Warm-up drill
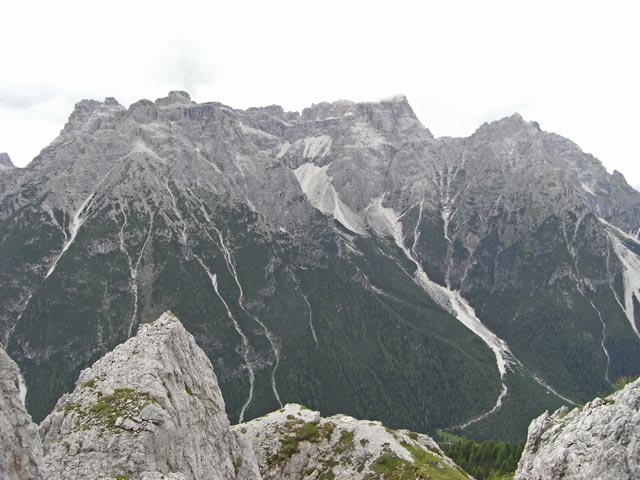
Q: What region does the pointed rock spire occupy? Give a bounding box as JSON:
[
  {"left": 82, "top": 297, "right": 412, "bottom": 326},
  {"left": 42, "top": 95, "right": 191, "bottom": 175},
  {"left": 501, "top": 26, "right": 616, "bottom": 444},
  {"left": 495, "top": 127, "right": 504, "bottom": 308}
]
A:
[
  {"left": 0, "top": 152, "right": 14, "bottom": 168},
  {"left": 0, "top": 348, "right": 47, "bottom": 480},
  {"left": 40, "top": 311, "right": 261, "bottom": 480}
]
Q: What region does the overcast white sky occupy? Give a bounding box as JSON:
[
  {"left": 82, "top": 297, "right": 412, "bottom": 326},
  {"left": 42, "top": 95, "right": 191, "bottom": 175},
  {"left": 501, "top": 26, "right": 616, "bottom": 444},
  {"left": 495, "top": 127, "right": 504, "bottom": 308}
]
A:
[{"left": 1, "top": 0, "right": 639, "bottom": 185}]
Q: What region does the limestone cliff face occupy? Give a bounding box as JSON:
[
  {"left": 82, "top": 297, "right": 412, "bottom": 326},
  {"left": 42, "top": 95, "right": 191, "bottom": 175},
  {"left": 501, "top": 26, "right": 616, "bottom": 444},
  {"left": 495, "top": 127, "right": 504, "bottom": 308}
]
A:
[
  {"left": 39, "top": 312, "right": 261, "bottom": 480},
  {"left": 235, "top": 403, "right": 470, "bottom": 480},
  {"left": 515, "top": 377, "right": 640, "bottom": 480},
  {"left": 0, "top": 347, "right": 46, "bottom": 480}
]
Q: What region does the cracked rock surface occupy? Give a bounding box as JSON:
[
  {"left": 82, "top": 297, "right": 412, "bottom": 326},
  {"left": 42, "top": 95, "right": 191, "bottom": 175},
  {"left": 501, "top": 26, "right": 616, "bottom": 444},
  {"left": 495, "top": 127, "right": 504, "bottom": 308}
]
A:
[
  {"left": 515, "top": 377, "right": 640, "bottom": 480},
  {"left": 0, "top": 347, "right": 46, "bottom": 480},
  {"left": 235, "top": 403, "right": 470, "bottom": 480},
  {"left": 39, "top": 311, "right": 261, "bottom": 480}
]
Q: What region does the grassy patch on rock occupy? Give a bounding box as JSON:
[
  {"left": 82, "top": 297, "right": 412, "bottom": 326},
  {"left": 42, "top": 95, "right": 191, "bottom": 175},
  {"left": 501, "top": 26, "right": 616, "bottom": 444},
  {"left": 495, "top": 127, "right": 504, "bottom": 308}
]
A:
[
  {"left": 370, "top": 441, "right": 468, "bottom": 480},
  {"left": 268, "top": 421, "right": 322, "bottom": 467},
  {"left": 64, "top": 388, "right": 155, "bottom": 432}
]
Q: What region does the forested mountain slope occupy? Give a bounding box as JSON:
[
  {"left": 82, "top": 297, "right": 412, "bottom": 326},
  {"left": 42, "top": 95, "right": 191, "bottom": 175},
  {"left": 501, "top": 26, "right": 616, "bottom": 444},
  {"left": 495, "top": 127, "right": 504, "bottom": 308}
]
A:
[{"left": 1, "top": 91, "right": 639, "bottom": 440}]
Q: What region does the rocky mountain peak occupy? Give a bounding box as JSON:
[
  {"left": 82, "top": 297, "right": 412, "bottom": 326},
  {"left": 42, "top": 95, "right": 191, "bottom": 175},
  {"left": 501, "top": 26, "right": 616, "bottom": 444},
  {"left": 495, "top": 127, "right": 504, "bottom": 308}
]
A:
[
  {"left": 40, "top": 311, "right": 261, "bottom": 480},
  {"left": 64, "top": 99, "right": 102, "bottom": 126},
  {"left": 104, "top": 96, "right": 122, "bottom": 107},
  {"left": 1, "top": 89, "right": 639, "bottom": 449},
  {"left": 62, "top": 97, "right": 126, "bottom": 135},
  {"left": 359, "top": 94, "right": 428, "bottom": 134},
  {"left": 612, "top": 170, "right": 628, "bottom": 182},
  {"left": 155, "top": 90, "right": 194, "bottom": 107},
  {"left": 244, "top": 104, "right": 286, "bottom": 117},
  {"left": 297, "top": 95, "right": 429, "bottom": 136},
  {"left": 127, "top": 98, "right": 159, "bottom": 120},
  {"left": 0, "top": 152, "right": 13, "bottom": 168},
  {"left": 300, "top": 99, "right": 358, "bottom": 121},
  {"left": 472, "top": 112, "right": 541, "bottom": 140}
]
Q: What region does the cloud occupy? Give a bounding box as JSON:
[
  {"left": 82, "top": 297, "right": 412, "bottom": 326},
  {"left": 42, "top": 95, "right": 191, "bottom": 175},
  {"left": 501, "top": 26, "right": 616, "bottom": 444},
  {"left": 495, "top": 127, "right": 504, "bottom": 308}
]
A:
[
  {"left": 158, "top": 42, "right": 216, "bottom": 95},
  {"left": 0, "top": 87, "right": 57, "bottom": 110},
  {"left": 0, "top": 0, "right": 639, "bottom": 183}
]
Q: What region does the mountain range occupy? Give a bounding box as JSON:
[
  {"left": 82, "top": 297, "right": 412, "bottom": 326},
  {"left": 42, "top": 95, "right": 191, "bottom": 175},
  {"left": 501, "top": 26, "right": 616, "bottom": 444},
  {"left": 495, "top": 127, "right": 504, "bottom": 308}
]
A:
[{"left": 1, "top": 91, "right": 639, "bottom": 442}]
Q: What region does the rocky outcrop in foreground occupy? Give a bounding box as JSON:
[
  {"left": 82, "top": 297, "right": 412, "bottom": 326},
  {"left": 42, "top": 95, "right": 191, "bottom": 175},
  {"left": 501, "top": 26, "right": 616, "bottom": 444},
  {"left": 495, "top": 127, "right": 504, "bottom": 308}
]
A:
[
  {"left": 4, "top": 308, "right": 640, "bottom": 480},
  {"left": 39, "top": 311, "right": 261, "bottom": 480},
  {"left": 0, "top": 347, "right": 46, "bottom": 480},
  {"left": 0, "top": 311, "right": 472, "bottom": 479},
  {"left": 235, "top": 403, "right": 470, "bottom": 480},
  {"left": 515, "top": 377, "right": 640, "bottom": 480}
]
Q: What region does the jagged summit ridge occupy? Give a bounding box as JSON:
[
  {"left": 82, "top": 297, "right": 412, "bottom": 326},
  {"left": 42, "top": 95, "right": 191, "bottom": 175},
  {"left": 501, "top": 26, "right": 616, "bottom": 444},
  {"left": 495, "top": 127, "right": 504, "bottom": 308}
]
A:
[{"left": 155, "top": 90, "right": 194, "bottom": 106}]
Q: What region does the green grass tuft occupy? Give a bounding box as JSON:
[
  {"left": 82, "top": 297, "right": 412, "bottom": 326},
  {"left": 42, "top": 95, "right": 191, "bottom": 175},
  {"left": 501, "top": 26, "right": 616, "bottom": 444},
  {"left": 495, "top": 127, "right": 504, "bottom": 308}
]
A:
[{"left": 66, "top": 388, "right": 155, "bottom": 432}]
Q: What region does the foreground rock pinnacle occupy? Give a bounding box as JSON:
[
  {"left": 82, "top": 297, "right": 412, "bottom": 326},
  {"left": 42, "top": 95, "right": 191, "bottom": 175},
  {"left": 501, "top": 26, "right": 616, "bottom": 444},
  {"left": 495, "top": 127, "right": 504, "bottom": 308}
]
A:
[
  {"left": 515, "top": 377, "right": 640, "bottom": 480},
  {"left": 40, "top": 311, "right": 261, "bottom": 480},
  {"left": 0, "top": 347, "right": 47, "bottom": 480}
]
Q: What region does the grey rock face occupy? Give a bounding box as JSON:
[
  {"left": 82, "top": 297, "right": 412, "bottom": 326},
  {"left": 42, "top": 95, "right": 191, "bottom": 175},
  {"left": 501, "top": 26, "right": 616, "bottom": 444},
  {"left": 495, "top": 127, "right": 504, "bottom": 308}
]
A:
[
  {"left": 0, "top": 347, "right": 46, "bottom": 480},
  {"left": 40, "top": 311, "right": 261, "bottom": 480},
  {"left": 0, "top": 152, "right": 13, "bottom": 169},
  {"left": 2, "top": 91, "right": 640, "bottom": 441},
  {"left": 235, "top": 403, "right": 470, "bottom": 480},
  {"left": 515, "top": 377, "right": 640, "bottom": 480}
]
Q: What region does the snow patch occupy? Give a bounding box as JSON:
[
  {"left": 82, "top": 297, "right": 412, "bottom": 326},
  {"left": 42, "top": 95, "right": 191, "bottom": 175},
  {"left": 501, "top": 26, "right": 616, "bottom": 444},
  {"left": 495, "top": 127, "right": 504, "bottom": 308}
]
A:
[
  {"left": 583, "top": 293, "right": 612, "bottom": 383},
  {"left": 196, "top": 256, "right": 255, "bottom": 423},
  {"left": 188, "top": 192, "right": 282, "bottom": 407},
  {"left": 17, "top": 374, "right": 27, "bottom": 406},
  {"left": 530, "top": 373, "right": 579, "bottom": 406},
  {"left": 164, "top": 182, "right": 188, "bottom": 244},
  {"left": 602, "top": 219, "right": 640, "bottom": 338},
  {"left": 367, "top": 196, "right": 518, "bottom": 424},
  {"left": 458, "top": 384, "right": 508, "bottom": 429},
  {"left": 581, "top": 181, "right": 597, "bottom": 196},
  {"left": 119, "top": 209, "right": 154, "bottom": 337},
  {"left": 563, "top": 219, "right": 612, "bottom": 383},
  {"left": 448, "top": 291, "right": 512, "bottom": 376},
  {"left": 46, "top": 207, "right": 68, "bottom": 241},
  {"left": 302, "top": 135, "right": 332, "bottom": 159},
  {"left": 276, "top": 141, "right": 291, "bottom": 159},
  {"left": 367, "top": 197, "right": 516, "bottom": 375},
  {"left": 239, "top": 123, "right": 278, "bottom": 139},
  {"left": 303, "top": 295, "right": 319, "bottom": 348},
  {"left": 437, "top": 166, "right": 463, "bottom": 243},
  {"left": 294, "top": 163, "right": 364, "bottom": 235},
  {"left": 45, "top": 192, "right": 95, "bottom": 279},
  {"left": 213, "top": 224, "right": 282, "bottom": 407}
]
